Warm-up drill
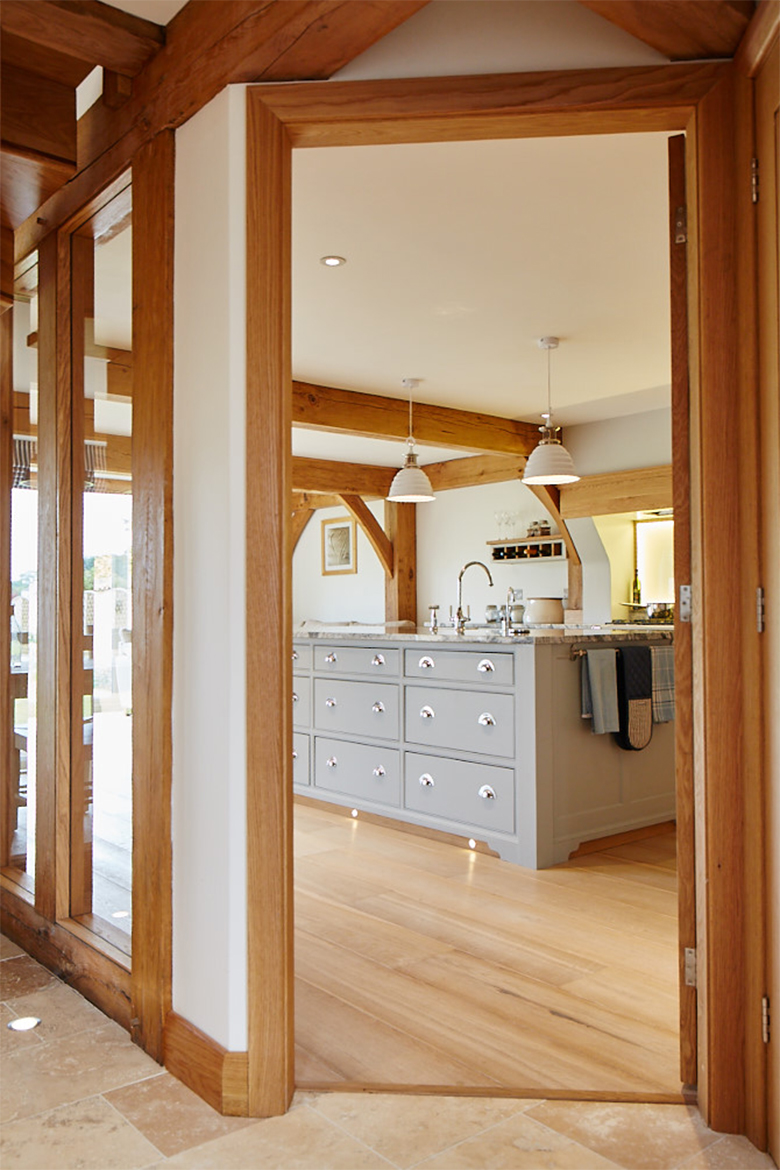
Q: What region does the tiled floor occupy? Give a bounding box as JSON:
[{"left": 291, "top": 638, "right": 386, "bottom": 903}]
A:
[{"left": 1, "top": 935, "right": 775, "bottom": 1170}]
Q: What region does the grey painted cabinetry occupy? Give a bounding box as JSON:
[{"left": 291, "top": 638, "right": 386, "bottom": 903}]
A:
[{"left": 292, "top": 635, "right": 675, "bottom": 868}]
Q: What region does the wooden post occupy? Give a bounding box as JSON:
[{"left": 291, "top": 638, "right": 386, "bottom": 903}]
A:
[{"left": 384, "top": 501, "right": 416, "bottom": 626}]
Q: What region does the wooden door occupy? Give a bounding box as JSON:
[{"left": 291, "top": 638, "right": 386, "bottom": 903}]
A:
[{"left": 756, "top": 35, "right": 780, "bottom": 1161}]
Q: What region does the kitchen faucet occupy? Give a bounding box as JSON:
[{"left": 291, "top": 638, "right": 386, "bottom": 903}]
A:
[{"left": 453, "top": 560, "right": 494, "bottom": 634}]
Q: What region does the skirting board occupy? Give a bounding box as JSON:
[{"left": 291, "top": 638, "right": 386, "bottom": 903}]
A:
[{"left": 164, "top": 1011, "right": 249, "bottom": 1116}]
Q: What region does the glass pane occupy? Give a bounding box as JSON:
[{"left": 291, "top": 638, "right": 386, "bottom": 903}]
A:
[
  {"left": 72, "top": 196, "right": 132, "bottom": 948},
  {"left": 8, "top": 263, "right": 39, "bottom": 887}
]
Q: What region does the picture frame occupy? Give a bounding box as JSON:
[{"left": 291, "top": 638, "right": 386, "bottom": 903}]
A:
[{"left": 321, "top": 516, "right": 357, "bottom": 576}]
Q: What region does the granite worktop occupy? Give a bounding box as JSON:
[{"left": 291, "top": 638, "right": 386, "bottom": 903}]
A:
[{"left": 293, "top": 623, "right": 674, "bottom": 645}]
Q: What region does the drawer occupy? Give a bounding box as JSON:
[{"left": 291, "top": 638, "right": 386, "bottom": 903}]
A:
[
  {"left": 404, "top": 648, "right": 513, "bottom": 686},
  {"left": 292, "top": 674, "right": 311, "bottom": 727},
  {"left": 314, "top": 645, "right": 400, "bottom": 677},
  {"left": 314, "top": 678, "right": 399, "bottom": 740},
  {"left": 292, "top": 643, "right": 312, "bottom": 670},
  {"left": 405, "top": 752, "right": 515, "bottom": 834},
  {"left": 405, "top": 685, "right": 515, "bottom": 758},
  {"left": 293, "top": 733, "right": 310, "bottom": 786},
  {"left": 314, "top": 737, "right": 401, "bottom": 806}
]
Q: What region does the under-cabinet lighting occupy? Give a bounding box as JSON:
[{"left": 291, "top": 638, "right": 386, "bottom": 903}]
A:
[
  {"left": 320, "top": 255, "right": 346, "bottom": 267},
  {"left": 468, "top": 839, "right": 477, "bottom": 850},
  {"left": 351, "top": 809, "right": 359, "bottom": 818},
  {"left": 7, "top": 1017, "right": 41, "bottom": 1032}
]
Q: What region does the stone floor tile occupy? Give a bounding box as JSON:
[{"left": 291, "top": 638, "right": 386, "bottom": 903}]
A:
[
  {"left": 678, "top": 1134, "right": 777, "bottom": 1169},
  {"left": 0, "top": 935, "right": 25, "bottom": 960},
  {"left": 161, "top": 1103, "right": 395, "bottom": 1169},
  {"left": 526, "top": 1101, "right": 720, "bottom": 1170},
  {"left": 1, "top": 1021, "right": 162, "bottom": 1125},
  {"left": 105, "top": 1071, "right": 256, "bottom": 1158},
  {"left": 0, "top": 1001, "right": 44, "bottom": 1056},
  {"left": 0, "top": 955, "right": 57, "bottom": 1001},
  {"left": 0, "top": 1095, "right": 161, "bottom": 1169},
  {"left": 307, "top": 1091, "right": 534, "bottom": 1168},
  {"left": 414, "top": 1110, "right": 620, "bottom": 1169}
]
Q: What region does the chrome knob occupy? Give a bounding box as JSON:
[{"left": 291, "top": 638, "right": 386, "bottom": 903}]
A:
[
  {"left": 371, "top": 654, "right": 385, "bottom": 667},
  {"left": 372, "top": 702, "right": 385, "bottom": 714},
  {"left": 478, "top": 659, "right": 495, "bottom": 673},
  {"left": 478, "top": 712, "right": 496, "bottom": 726},
  {"left": 420, "top": 706, "right": 435, "bottom": 719},
  {"left": 373, "top": 765, "right": 386, "bottom": 777},
  {"left": 292, "top": 692, "right": 299, "bottom": 703},
  {"left": 478, "top": 784, "right": 497, "bottom": 800},
  {"left": 326, "top": 756, "right": 337, "bottom": 768},
  {"left": 418, "top": 656, "right": 435, "bottom": 670},
  {"left": 419, "top": 773, "right": 435, "bottom": 788},
  {"left": 325, "top": 697, "right": 337, "bottom": 708},
  {"left": 324, "top": 652, "right": 338, "bottom": 664}
]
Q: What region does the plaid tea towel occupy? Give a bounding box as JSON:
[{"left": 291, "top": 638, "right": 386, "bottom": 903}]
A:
[{"left": 651, "top": 645, "right": 675, "bottom": 723}]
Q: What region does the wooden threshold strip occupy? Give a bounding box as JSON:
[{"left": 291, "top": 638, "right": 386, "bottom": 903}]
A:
[{"left": 295, "top": 1082, "right": 690, "bottom": 1106}]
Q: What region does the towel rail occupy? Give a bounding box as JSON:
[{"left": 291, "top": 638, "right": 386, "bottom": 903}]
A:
[{"left": 570, "top": 647, "right": 588, "bottom": 660}]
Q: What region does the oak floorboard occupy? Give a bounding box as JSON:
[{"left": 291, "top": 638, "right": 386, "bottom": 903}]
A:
[{"left": 294, "top": 808, "right": 680, "bottom": 1093}]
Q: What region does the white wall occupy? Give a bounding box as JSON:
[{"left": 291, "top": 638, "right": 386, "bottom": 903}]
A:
[
  {"left": 173, "top": 86, "right": 248, "bottom": 1051},
  {"left": 593, "top": 513, "right": 636, "bottom": 619},
  {"left": 565, "top": 407, "right": 671, "bottom": 476},
  {"left": 293, "top": 501, "right": 386, "bottom": 626}
]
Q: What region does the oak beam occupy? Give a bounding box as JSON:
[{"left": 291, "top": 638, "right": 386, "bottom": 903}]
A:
[
  {"left": 339, "top": 494, "right": 394, "bottom": 577},
  {"left": 293, "top": 381, "right": 538, "bottom": 455},
  {"left": 1, "top": 228, "right": 13, "bottom": 313},
  {"left": 577, "top": 1, "right": 753, "bottom": 61},
  {"left": 1, "top": 64, "right": 76, "bottom": 164},
  {"left": 526, "top": 484, "right": 583, "bottom": 611},
  {"left": 426, "top": 454, "right": 524, "bottom": 491},
  {"left": 0, "top": 0, "right": 164, "bottom": 77},
  {"left": 292, "top": 490, "right": 342, "bottom": 511},
  {"left": 291, "top": 508, "right": 314, "bottom": 551},
  {"left": 384, "top": 501, "right": 416, "bottom": 627},
  {"left": 292, "top": 455, "right": 393, "bottom": 498},
  {"left": 559, "top": 465, "right": 673, "bottom": 518}
]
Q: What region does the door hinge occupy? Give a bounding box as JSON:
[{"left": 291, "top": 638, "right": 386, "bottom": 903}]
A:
[
  {"left": 751, "top": 158, "right": 759, "bottom": 204},
  {"left": 679, "top": 584, "right": 692, "bottom": 623},
  {"left": 757, "top": 586, "right": 765, "bottom": 633},
  {"left": 762, "top": 995, "right": 770, "bottom": 1044},
  {"left": 684, "top": 947, "right": 697, "bottom": 988},
  {"left": 674, "top": 205, "right": 687, "bottom": 244}
]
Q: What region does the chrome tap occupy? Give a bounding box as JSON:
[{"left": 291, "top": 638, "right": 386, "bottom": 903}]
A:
[{"left": 454, "top": 560, "right": 494, "bottom": 634}]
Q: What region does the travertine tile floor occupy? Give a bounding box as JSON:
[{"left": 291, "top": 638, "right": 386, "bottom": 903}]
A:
[{"left": 1, "top": 935, "right": 775, "bottom": 1170}]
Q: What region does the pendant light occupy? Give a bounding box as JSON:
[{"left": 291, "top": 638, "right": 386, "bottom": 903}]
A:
[
  {"left": 522, "top": 337, "right": 580, "bottom": 485},
  {"left": 386, "top": 378, "right": 435, "bottom": 503}
]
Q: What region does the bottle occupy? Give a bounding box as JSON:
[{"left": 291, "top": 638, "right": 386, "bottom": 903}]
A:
[{"left": 632, "top": 572, "right": 641, "bottom": 604}]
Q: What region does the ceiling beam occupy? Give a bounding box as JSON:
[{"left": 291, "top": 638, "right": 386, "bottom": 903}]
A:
[
  {"left": 292, "top": 456, "right": 394, "bottom": 498},
  {"left": 293, "top": 381, "right": 539, "bottom": 456},
  {"left": 291, "top": 507, "right": 314, "bottom": 551},
  {"left": 577, "top": 1, "right": 754, "bottom": 60},
  {"left": 426, "top": 453, "right": 525, "bottom": 491},
  {"left": 1, "top": 65, "right": 76, "bottom": 164},
  {"left": 291, "top": 490, "right": 343, "bottom": 510},
  {"left": 0, "top": 0, "right": 165, "bottom": 77},
  {"left": 559, "top": 464, "right": 673, "bottom": 517}
]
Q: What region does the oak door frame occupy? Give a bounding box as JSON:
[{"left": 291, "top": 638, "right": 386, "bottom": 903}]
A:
[{"left": 245, "top": 61, "right": 762, "bottom": 1135}]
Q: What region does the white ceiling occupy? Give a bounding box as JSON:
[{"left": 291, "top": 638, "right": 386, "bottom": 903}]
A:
[
  {"left": 292, "top": 132, "right": 672, "bottom": 430},
  {"left": 104, "top": 0, "right": 187, "bottom": 23}
]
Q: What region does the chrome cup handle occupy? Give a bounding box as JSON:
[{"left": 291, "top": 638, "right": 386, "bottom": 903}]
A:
[
  {"left": 478, "top": 712, "right": 496, "bottom": 726},
  {"left": 478, "top": 659, "right": 495, "bottom": 673},
  {"left": 326, "top": 756, "right": 338, "bottom": 768},
  {"left": 371, "top": 654, "right": 385, "bottom": 667},
  {"left": 324, "top": 652, "right": 338, "bottom": 664},
  {"left": 419, "top": 773, "right": 435, "bottom": 788},
  {"left": 420, "top": 706, "right": 435, "bottom": 719},
  {"left": 325, "top": 697, "right": 337, "bottom": 708},
  {"left": 373, "top": 765, "right": 386, "bottom": 777},
  {"left": 292, "top": 750, "right": 298, "bottom": 760},
  {"left": 372, "top": 701, "right": 385, "bottom": 714},
  {"left": 418, "top": 656, "right": 435, "bottom": 670},
  {"left": 478, "top": 784, "right": 497, "bottom": 800},
  {"left": 292, "top": 692, "right": 299, "bottom": 703}
]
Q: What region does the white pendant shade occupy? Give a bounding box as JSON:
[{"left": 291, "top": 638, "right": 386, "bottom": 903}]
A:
[
  {"left": 387, "top": 450, "right": 435, "bottom": 502},
  {"left": 522, "top": 438, "right": 580, "bottom": 485}
]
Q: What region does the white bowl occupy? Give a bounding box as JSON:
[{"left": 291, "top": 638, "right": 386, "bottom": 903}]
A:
[{"left": 524, "top": 597, "right": 564, "bottom": 625}]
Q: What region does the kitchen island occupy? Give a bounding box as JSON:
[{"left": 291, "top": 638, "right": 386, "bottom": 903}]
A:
[{"left": 292, "top": 627, "right": 675, "bottom": 868}]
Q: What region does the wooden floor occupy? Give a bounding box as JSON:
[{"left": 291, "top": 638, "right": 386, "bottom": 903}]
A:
[{"left": 294, "top": 803, "right": 681, "bottom": 1096}]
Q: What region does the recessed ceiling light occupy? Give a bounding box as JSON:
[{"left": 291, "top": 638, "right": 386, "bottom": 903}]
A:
[
  {"left": 7, "top": 1016, "right": 41, "bottom": 1032},
  {"left": 320, "top": 255, "right": 346, "bottom": 267}
]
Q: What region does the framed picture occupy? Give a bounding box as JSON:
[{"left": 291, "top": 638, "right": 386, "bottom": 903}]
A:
[{"left": 321, "top": 516, "right": 357, "bottom": 576}]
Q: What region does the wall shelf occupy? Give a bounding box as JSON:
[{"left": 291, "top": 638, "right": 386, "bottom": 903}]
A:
[{"left": 486, "top": 536, "right": 566, "bottom": 562}]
